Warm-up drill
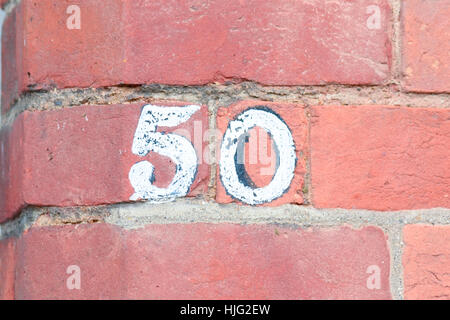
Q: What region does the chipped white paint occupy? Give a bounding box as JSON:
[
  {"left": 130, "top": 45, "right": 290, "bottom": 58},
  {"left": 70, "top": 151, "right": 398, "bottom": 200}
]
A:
[
  {"left": 129, "top": 104, "right": 200, "bottom": 203},
  {"left": 219, "top": 108, "right": 296, "bottom": 205}
]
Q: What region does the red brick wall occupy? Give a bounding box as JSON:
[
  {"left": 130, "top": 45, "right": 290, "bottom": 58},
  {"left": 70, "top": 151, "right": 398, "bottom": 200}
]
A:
[{"left": 0, "top": 0, "right": 449, "bottom": 300}]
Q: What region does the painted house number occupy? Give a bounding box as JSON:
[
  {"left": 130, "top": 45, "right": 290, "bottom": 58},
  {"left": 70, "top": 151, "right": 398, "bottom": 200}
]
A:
[{"left": 129, "top": 104, "right": 297, "bottom": 205}]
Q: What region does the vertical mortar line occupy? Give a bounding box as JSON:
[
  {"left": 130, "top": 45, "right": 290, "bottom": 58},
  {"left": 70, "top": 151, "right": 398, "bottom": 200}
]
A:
[
  {"left": 389, "top": 0, "right": 403, "bottom": 84},
  {"left": 207, "top": 97, "right": 219, "bottom": 201},
  {"left": 385, "top": 0, "right": 403, "bottom": 300},
  {"left": 387, "top": 221, "right": 404, "bottom": 300},
  {"left": 303, "top": 104, "right": 312, "bottom": 205}
]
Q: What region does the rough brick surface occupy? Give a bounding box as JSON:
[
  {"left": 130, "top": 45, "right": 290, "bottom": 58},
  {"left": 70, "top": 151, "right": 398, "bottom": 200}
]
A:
[
  {"left": 0, "top": 116, "right": 25, "bottom": 222},
  {"left": 403, "top": 225, "right": 450, "bottom": 300},
  {"left": 216, "top": 100, "right": 308, "bottom": 206},
  {"left": 1, "top": 4, "right": 24, "bottom": 114},
  {"left": 16, "top": 224, "right": 123, "bottom": 300},
  {"left": 0, "top": 102, "right": 209, "bottom": 222},
  {"left": 311, "top": 105, "right": 450, "bottom": 211},
  {"left": 2, "top": 0, "right": 391, "bottom": 113},
  {"left": 1, "top": 0, "right": 450, "bottom": 302},
  {"left": 15, "top": 223, "right": 391, "bottom": 300},
  {"left": 0, "top": 238, "right": 16, "bottom": 300},
  {"left": 402, "top": 0, "right": 450, "bottom": 93}
]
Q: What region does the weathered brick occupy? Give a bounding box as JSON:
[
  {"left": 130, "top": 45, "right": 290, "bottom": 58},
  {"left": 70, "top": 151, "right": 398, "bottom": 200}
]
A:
[
  {"left": 403, "top": 224, "right": 450, "bottom": 300},
  {"left": 0, "top": 102, "right": 209, "bottom": 222},
  {"left": 0, "top": 116, "right": 25, "bottom": 222},
  {"left": 1, "top": 4, "right": 24, "bottom": 114},
  {"left": 2, "top": 0, "right": 392, "bottom": 113},
  {"left": 16, "top": 224, "right": 123, "bottom": 300},
  {"left": 0, "top": 238, "right": 16, "bottom": 300},
  {"left": 311, "top": 105, "right": 450, "bottom": 211},
  {"left": 216, "top": 100, "right": 307, "bottom": 206},
  {"left": 402, "top": 0, "right": 450, "bottom": 93},
  {"left": 16, "top": 223, "right": 391, "bottom": 300}
]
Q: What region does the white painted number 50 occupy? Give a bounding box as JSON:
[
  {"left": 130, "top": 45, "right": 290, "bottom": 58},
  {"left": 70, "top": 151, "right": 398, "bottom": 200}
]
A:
[{"left": 129, "top": 104, "right": 200, "bottom": 203}]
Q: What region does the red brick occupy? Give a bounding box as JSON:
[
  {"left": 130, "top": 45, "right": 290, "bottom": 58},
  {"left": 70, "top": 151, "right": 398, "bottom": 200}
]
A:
[
  {"left": 216, "top": 100, "right": 307, "bottom": 206},
  {"left": 403, "top": 225, "right": 450, "bottom": 300},
  {"left": 311, "top": 105, "right": 450, "bottom": 211},
  {"left": 0, "top": 102, "right": 209, "bottom": 222},
  {"left": 1, "top": 4, "right": 25, "bottom": 114},
  {"left": 2, "top": 0, "right": 391, "bottom": 113},
  {"left": 16, "top": 223, "right": 391, "bottom": 300},
  {"left": 0, "top": 238, "right": 16, "bottom": 300},
  {"left": 0, "top": 116, "right": 25, "bottom": 222},
  {"left": 402, "top": 0, "right": 450, "bottom": 93},
  {"left": 15, "top": 224, "right": 123, "bottom": 299}
]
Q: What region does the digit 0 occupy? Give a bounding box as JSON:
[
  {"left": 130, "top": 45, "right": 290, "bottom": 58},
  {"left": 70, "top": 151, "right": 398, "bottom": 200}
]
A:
[{"left": 219, "top": 107, "right": 297, "bottom": 205}]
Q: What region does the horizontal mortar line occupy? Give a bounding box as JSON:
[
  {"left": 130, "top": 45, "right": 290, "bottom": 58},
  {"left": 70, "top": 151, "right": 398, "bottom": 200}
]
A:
[
  {"left": 2, "top": 83, "right": 450, "bottom": 127},
  {"left": 1, "top": 199, "right": 450, "bottom": 240}
]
